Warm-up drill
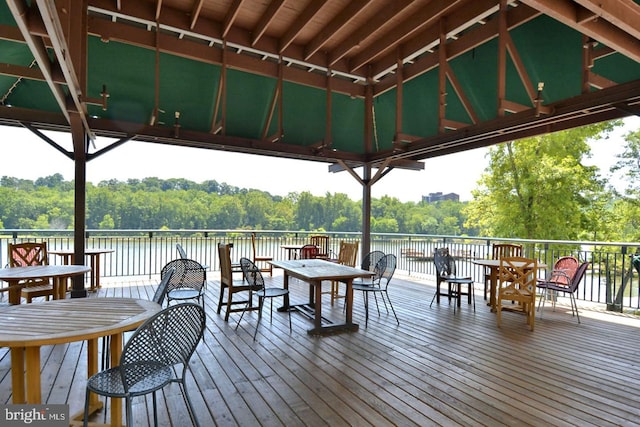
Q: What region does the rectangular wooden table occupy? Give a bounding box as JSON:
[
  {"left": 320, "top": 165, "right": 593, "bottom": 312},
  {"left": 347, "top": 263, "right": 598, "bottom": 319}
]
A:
[
  {"left": 269, "top": 258, "right": 373, "bottom": 335},
  {"left": 0, "top": 298, "right": 161, "bottom": 426}
]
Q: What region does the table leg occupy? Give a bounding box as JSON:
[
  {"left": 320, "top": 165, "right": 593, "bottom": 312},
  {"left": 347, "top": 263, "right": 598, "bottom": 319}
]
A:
[
  {"left": 7, "top": 280, "right": 21, "bottom": 305},
  {"left": 25, "top": 346, "right": 41, "bottom": 403},
  {"left": 345, "top": 279, "right": 353, "bottom": 324},
  {"left": 92, "top": 254, "right": 101, "bottom": 290},
  {"left": 110, "top": 333, "right": 124, "bottom": 427},
  {"left": 313, "top": 280, "right": 322, "bottom": 331},
  {"left": 10, "top": 347, "right": 25, "bottom": 403},
  {"left": 490, "top": 268, "right": 498, "bottom": 311}
]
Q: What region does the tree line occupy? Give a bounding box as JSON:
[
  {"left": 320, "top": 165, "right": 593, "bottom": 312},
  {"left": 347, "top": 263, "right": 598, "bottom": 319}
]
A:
[{"left": 0, "top": 174, "right": 472, "bottom": 234}]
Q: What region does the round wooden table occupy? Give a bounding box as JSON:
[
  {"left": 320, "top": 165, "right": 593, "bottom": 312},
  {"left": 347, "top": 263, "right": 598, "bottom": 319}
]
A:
[
  {"left": 49, "top": 248, "right": 114, "bottom": 291},
  {"left": 0, "top": 297, "right": 161, "bottom": 426},
  {"left": 0, "top": 265, "right": 92, "bottom": 304}
]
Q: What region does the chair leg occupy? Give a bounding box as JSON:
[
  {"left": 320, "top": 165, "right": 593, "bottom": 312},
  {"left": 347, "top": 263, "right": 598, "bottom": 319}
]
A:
[
  {"left": 570, "top": 293, "right": 581, "bottom": 324},
  {"left": 178, "top": 370, "right": 200, "bottom": 427},
  {"left": 362, "top": 291, "right": 369, "bottom": 328},
  {"left": 217, "top": 285, "right": 225, "bottom": 314},
  {"left": 372, "top": 292, "right": 381, "bottom": 316},
  {"left": 126, "top": 397, "right": 133, "bottom": 427},
  {"left": 235, "top": 298, "right": 251, "bottom": 331},
  {"left": 253, "top": 297, "right": 265, "bottom": 341},
  {"left": 383, "top": 291, "right": 400, "bottom": 325},
  {"left": 152, "top": 391, "right": 159, "bottom": 427},
  {"left": 83, "top": 387, "right": 90, "bottom": 427}
]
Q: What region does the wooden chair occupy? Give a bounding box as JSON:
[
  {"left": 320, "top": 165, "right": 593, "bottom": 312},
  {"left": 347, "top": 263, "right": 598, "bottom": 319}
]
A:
[
  {"left": 309, "top": 235, "right": 330, "bottom": 259},
  {"left": 251, "top": 232, "right": 273, "bottom": 276},
  {"left": 217, "top": 243, "right": 262, "bottom": 321},
  {"left": 538, "top": 258, "right": 588, "bottom": 323},
  {"left": 496, "top": 256, "right": 538, "bottom": 331},
  {"left": 484, "top": 243, "right": 523, "bottom": 300},
  {"left": 8, "top": 242, "right": 55, "bottom": 303},
  {"left": 326, "top": 241, "right": 359, "bottom": 305}
]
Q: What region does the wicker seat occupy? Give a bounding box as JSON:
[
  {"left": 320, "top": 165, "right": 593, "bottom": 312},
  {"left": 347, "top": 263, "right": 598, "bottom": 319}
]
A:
[
  {"left": 8, "top": 242, "right": 55, "bottom": 303},
  {"left": 431, "top": 248, "right": 475, "bottom": 314},
  {"left": 83, "top": 303, "right": 205, "bottom": 427},
  {"left": 353, "top": 253, "right": 399, "bottom": 327},
  {"left": 161, "top": 259, "right": 206, "bottom": 309},
  {"left": 235, "top": 257, "right": 291, "bottom": 340},
  {"left": 538, "top": 258, "right": 588, "bottom": 323}
]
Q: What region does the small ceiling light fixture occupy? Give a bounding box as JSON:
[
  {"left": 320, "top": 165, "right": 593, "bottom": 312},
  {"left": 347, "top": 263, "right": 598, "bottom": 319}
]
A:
[
  {"left": 100, "top": 85, "right": 109, "bottom": 111},
  {"left": 174, "top": 111, "right": 181, "bottom": 138}
]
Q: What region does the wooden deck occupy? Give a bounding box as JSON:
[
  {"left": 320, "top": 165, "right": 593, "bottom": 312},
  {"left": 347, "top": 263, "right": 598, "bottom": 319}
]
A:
[{"left": 1, "top": 271, "right": 639, "bottom": 427}]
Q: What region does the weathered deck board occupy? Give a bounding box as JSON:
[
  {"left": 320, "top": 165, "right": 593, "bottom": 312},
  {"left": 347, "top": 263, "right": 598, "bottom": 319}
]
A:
[{"left": 1, "top": 271, "right": 639, "bottom": 426}]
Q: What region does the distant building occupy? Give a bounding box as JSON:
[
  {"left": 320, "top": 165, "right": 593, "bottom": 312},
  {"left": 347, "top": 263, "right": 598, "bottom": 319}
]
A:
[{"left": 422, "top": 192, "right": 459, "bottom": 203}]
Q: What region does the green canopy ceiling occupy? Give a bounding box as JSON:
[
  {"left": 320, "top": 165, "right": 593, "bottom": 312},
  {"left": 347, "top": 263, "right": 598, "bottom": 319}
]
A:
[{"left": 1, "top": 0, "right": 639, "bottom": 171}]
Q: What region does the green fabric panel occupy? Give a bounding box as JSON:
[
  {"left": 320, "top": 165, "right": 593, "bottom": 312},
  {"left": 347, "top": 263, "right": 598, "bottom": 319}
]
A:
[
  {"left": 371, "top": 90, "right": 396, "bottom": 152},
  {"left": 225, "top": 69, "right": 276, "bottom": 139},
  {"left": 87, "top": 37, "right": 155, "bottom": 124},
  {"left": 448, "top": 40, "right": 499, "bottom": 122},
  {"left": 510, "top": 16, "right": 583, "bottom": 103},
  {"left": 158, "top": 54, "right": 219, "bottom": 133},
  {"left": 331, "top": 93, "right": 364, "bottom": 153},
  {"left": 402, "top": 70, "right": 440, "bottom": 136},
  {"left": 282, "top": 82, "right": 326, "bottom": 146}
]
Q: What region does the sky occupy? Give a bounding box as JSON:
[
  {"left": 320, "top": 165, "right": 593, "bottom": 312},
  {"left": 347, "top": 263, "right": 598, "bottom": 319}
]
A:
[{"left": 2, "top": 116, "right": 639, "bottom": 203}]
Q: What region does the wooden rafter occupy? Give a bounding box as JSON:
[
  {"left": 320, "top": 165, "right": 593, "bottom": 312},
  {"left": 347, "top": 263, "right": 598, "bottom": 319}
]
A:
[
  {"left": 304, "top": 0, "right": 371, "bottom": 61},
  {"left": 573, "top": 0, "right": 640, "bottom": 40},
  {"left": 329, "top": 0, "right": 414, "bottom": 67},
  {"left": 349, "top": 0, "right": 461, "bottom": 73},
  {"left": 279, "top": 0, "right": 329, "bottom": 54},
  {"left": 374, "top": 2, "right": 540, "bottom": 95},
  {"left": 251, "top": 0, "right": 286, "bottom": 47},
  {"left": 222, "top": 0, "right": 243, "bottom": 38},
  {"left": 190, "top": 0, "right": 204, "bottom": 30},
  {"left": 520, "top": 0, "right": 640, "bottom": 62}
]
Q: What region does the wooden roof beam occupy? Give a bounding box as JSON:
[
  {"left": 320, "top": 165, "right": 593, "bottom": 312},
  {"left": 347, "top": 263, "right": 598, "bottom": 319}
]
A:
[
  {"left": 520, "top": 0, "right": 640, "bottom": 62},
  {"left": 573, "top": 0, "right": 640, "bottom": 40},
  {"left": 279, "top": 0, "right": 329, "bottom": 54},
  {"left": 251, "top": 0, "right": 286, "bottom": 46},
  {"left": 328, "top": 0, "right": 414, "bottom": 67},
  {"left": 190, "top": 0, "right": 205, "bottom": 30},
  {"left": 349, "top": 0, "right": 464, "bottom": 73},
  {"left": 221, "top": 0, "right": 243, "bottom": 38},
  {"left": 373, "top": 2, "right": 540, "bottom": 95},
  {"left": 6, "top": 0, "right": 70, "bottom": 123}
]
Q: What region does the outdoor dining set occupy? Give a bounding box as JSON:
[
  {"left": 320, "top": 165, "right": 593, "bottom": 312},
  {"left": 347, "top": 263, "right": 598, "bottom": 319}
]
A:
[{"left": 0, "top": 237, "right": 588, "bottom": 426}]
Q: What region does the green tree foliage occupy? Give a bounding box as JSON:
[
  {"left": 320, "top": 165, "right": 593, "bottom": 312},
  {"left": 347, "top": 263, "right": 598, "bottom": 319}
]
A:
[
  {"left": 464, "top": 123, "right": 620, "bottom": 240},
  {"left": 609, "top": 128, "right": 640, "bottom": 242}
]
